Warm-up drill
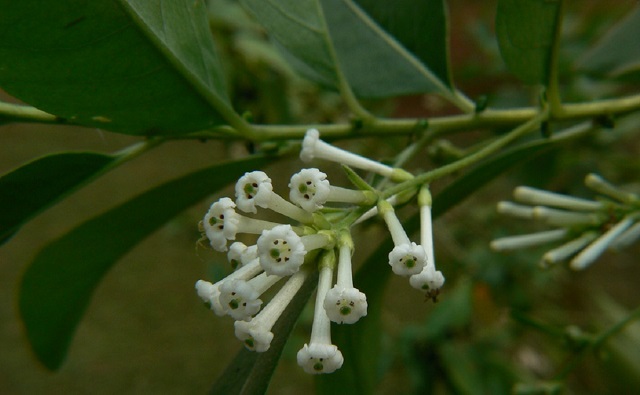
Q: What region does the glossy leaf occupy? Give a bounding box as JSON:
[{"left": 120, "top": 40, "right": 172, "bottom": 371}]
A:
[
  {"left": 577, "top": 5, "right": 640, "bottom": 81},
  {"left": 0, "top": 152, "right": 114, "bottom": 245},
  {"left": 240, "top": 0, "right": 453, "bottom": 98},
  {"left": 496, "top": 0, "right": 562, "bottom": 85},
  {"left": 209, "top": 270, "right": 319, "bottom": 395},
  {"left": 19, "top": 155, "right": 269, "bottom": 370},
  {"left": 0, "top": 0, "right": 232, "bottom": 135}
]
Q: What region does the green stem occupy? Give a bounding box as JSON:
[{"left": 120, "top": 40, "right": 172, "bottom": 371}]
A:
[
  {"left": 0, "top": 101, "right": 61, "bottom": 124},
  {"left": 383, "top": 110, "right": 549, "bottom": 197},
  {"left": 546, "top": 0, "right": 566, "bottom": 117},
  {"left": 592, "top": 304, "right": 640, "bottom": 349}
]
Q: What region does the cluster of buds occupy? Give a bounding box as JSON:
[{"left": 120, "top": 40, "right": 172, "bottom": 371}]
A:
[
  {"left": 491, "top": 174, "right": 640, "bottom": 269},
  {"left": 195, "top": 129, "right": 445, "bottom": 374}
]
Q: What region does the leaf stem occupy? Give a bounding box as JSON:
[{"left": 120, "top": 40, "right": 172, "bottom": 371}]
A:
[
  {"left": 382, "top": 110, "right": 549, "bottom": 197},
  {"left": 0, "top": 101, "right": 61, "bottom": 124}
]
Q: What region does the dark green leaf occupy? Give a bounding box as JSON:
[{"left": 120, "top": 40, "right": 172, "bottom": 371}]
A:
[
  {"left": 438, "top": 341, "right": 485, "bottom": 395},
  {"left": 577, "top": 5, "right": 640, "bottom": 81},
  {"left": 19, "top": 155, "right": 269, "bottom": 370},
  {"left": 496, "top": 0, "right": 562, "bottom": 84},
  {"left": 240, "top": 0, "right": 453, "bottom": 98},
  {"left": 0, "top": 0, "right": 232, "bottom": 135},
  {"left": 0, "top": 152, "right": 114, "bottom": 245},
  {"left": 209, "top": 270, "right": 319, "bottom": 395}
]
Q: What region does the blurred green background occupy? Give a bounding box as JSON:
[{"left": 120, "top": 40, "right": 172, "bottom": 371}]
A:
[{"left": 2, "top": 0, "right": 640, "bottom": 394}]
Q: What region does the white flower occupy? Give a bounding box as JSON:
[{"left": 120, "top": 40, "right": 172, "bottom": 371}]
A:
[
  {"left": 297, "top": 260, "right": 343, "bottom": 374},
  {"left": 490, "top": 229, "right": 568, "bottom": 251},
  {"left": 323, "top": 240, "right": 367, "bottom": 324},
  {"left": 227, "top": 242, "right": 258, "bottom": 270},
  {"left": 257, "top": 225, "right": 307, "bottom": 276},
  {"left": 289, "top": 168, "right": 331, "bottom": 212},
  {"left": 513, "top": 186, "right": 603, "bottom": 211},
  {"left": 202, "top": 198, "right": 285, "bottom": 252},
  {"left": 195, "top": 280, "right": 225, "bottom": 316},
  {"left": 389, "top": 242, "right": 427, "bottom": 276},
  {"left": 585, "top": 173, "right": 639, "bottom": 204},
  {"left": 411, "top": 187, "right": 445, "bottom": 290},
  {"left": 235, "top": 171, "right": 274, "bottom": 213},
  {"left": 378, "top": 199, "right": 426, "bottom": 276},
  {"left": 219, "top": 279, "right": 262, "bottom": 321},
  {"left": 195, "top": 259, "right": 263, "bottom": 317},
  {"left": 234, "top": 270, "right": 308, "bottom": 352},
  {"left": 570, "top": 215, "right": 636, "bottom": 270},
  {"left": 234, "top": 170, "right": 314, "bottom": 224},
  {"left": 257, "top": 225, "right": 332, "bottom": 276},
  {"left": 410, "top": 267, "right": 445, "bottom": 291},
  {"left": 300, "top": 129, "right": 411, "bottom": 182}
]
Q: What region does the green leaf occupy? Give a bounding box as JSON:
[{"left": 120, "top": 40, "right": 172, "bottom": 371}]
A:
[
  {"left": 19, "top": 155, "right": 269, "bottom": 370},
  {"left": 0, "top": 0, "right": 233, "bottom": 135},
  {"left": 577, "top": 5, "right": 640, "bottom": 81},
  {"left": 496, "top": 0, "right": 562, "bottom": 85},
  {"left": 0, "top": 152, "right": 114, "bottom": 245},
  {"left": 240, "top": 0, "right": 453, "bottom": 98},
  {"left": 209, "top": 270, "right": 319, "bottom": 395}
]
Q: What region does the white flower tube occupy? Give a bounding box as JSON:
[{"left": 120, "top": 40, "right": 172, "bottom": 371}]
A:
[
  {"left": 324, "top": 236, "right": 367, "bottom": 324},
  {"left": 490, "top": 229, "right": 568, "bottom": 251},
  {"left": 411, "top": 187, "right": 445, "bottom": 291},
  {"left": 297, "top": 260, "right": 343, "bottom": 374},
  {"left": 203, "top": 198, "right": 283, "bottom": 252},
  {"left": 235, "top": 171, "right": 314, "bottom": 224},
  {"left": 541, "top": 231, "right": 599, "bottom": 266},
  {"left": 513, "top": 186, "right": 603, "bottom": 211},
  {"left": 496, "top": 201, "right": 535, "bottom": 219},
  {"left": 585, "top": 173, "right": 638, "bottom": 204},
  {"left": 532, "top": 206, "right": 602, "bottom": 227},
  {"left": 234, "top": 270, "right": 308, "bottom": 352},
  {"left": 227, "top": 242, "right": 258, "bottom": 270},
  {"left": 195, "top": 259, "right": 263, "bottom": 316},
  {"left": 218, "top": 272, "right": 283, "bottom": 321},
  {"left": 378, "top": 199, "right": 427, "bottom": 276},
  {"left": 609, "top": 220, "right": 640, "bottom": 250},
  {"left": 257, "top": 225, "right": 332, "bottom": 276},
  {"left": 289, "top": 168, "right": 375, "bottom": 212},
  {"left": 570, "top": 215, "right": 636, "bottom": 270},
  {"left": 300, "top": 129, "right": 411, "bottom": 182}
]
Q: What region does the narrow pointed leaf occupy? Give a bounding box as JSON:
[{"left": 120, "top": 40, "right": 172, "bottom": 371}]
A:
[
  {"left": 0, "top": 152, "right": 114, "bottom": 245},
  {"left": 577, "top": 5, "right": 640, "bottom": 81},
  {"left": 19, "top": 155, "right": 268, "bottom": 370},
  {"left": 0, "top": 0, "right": 232, "bottom": 135},
  {"left": 240, "top": 0, "right": 453, "bottom": 98},
  {"left": 496, "top": 0, "right": 562, "bottom": 85}
]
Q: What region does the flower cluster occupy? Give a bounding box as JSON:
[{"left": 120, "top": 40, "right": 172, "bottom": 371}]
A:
[
  {"left": 491, "top": 173, "right": 640, "bottom": 269},
  {"left": 195, "top": 129, "right": 445, "bottom": 374}
]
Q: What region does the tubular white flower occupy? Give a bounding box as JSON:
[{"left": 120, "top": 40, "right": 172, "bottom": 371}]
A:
[
  {"left": 218, "top": 273, "right": 283, "bottom": 321},
  {"left": 570, "top": 215, "right": 636, "bottom": 270},
  {"left": 234, "top": 270, "right": 308, "bottom": 352},
  {"left": 297, "top": 262, "right": 343, "bottom": 374},
  {"left": 324, "top": 242, "right": 367, "bottom": 324},
  {"left": 195, "top": 280, "right": 225, "bottom": 316},
  {"left": 585, "top": 173, "right": 638, "bottom": 204},
  {"left": 541, "top": 231, "right": 599, "bottom": 266},
  {"left": 389, "top": 242, "right": 427, "bottom": 276},
  {"left": 532, "top": 206, "right": 602, "bottom": 226},
  {"left": 203, "top": 198, "right": 283, "bottom": 252},
  {"left": 257, "top": 225, "right": 331, "bottom": 276},
  {"left": 514, "top": 186, "right": 604, "bottom": 211},
  {"left": 227, "top": 242, "right": 258, "bottom": 270},
  {"left": 497, "top": 201, "right": 535, "bottom": 219},
  {"left": 235, "top": 171, "right": 314, "bottom": 223},
  {"left": 490, "top": 229, "right": 568, "bottom": 251},
  {"left": 411, "top": 187, "right": 445, "bottom": 290},
  {"left": 609, "top": 220, "right": 640, "bottom": 250},
  {"left": 301, "top": 129, "right": 410, "bottom": 181},
  {"left": 194, "top": 259, "right": 263, "bottom": 317},
  {"left": 378, "top": 199, "right": 411, "bottom": 246},
  {"left": 289, "top": 168, "right": 331, "bottom": 212}
]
